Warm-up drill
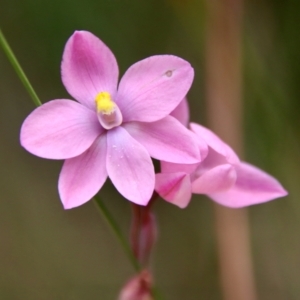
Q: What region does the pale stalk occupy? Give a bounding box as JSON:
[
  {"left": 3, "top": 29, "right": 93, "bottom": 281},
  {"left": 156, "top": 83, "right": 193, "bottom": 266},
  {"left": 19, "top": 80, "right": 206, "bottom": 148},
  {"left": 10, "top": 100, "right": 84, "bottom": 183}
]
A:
[{"left": 204, "top": 1, "right": 257, "bottom": 299}]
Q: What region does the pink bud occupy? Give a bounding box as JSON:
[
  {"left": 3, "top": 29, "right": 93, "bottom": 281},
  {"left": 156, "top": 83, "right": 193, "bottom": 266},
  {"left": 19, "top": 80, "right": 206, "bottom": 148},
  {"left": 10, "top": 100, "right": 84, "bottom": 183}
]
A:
[
  {"left": 138, "top": 212, "right": 157, "bottom": 265},
  {"left": 118, "top": 270, "right": 153, "bottom": 300},
  {"left": 130, "top": 205, "right": 157, "bottom": 266}
]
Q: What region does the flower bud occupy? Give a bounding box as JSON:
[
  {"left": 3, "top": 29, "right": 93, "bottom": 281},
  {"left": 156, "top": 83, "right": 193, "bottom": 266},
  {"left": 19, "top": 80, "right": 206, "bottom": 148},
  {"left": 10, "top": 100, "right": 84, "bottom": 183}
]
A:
[
  {"left": 130, "top": 205, "right": 157, "bottom": 266},
  {"left": 118, "top": 270, "right": 153, "bottom": 300}
]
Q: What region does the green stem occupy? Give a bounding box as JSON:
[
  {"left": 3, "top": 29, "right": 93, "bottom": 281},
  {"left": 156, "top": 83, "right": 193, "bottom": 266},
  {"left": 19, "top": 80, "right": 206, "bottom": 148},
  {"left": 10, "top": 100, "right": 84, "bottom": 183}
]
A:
[
  {"left": 152, "top": 286, "right": 164, "bottom": 300},
  {"left": 0, "top": 28, "right": 42, "bottom": 107},
  {"left": 94, "top": 195, "right": 163, "bottom": 299},
  {"left": 93, "top": 195, "right": 141, "bottom": 272}
]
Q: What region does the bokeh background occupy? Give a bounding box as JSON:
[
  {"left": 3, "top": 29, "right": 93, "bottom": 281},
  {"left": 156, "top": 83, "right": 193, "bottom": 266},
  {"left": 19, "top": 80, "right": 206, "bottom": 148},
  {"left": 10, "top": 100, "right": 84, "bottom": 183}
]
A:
[{"left": 0, "top": 0, "right": 299, "bottom": 299}]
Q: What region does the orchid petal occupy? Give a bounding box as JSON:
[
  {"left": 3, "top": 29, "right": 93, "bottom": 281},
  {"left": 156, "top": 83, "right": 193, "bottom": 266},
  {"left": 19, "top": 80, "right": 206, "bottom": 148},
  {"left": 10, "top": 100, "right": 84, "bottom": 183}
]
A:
[
  {"left": 58, "top": 134, "right": 107, "bottom": 209},
  {"left": 194, "top": 132, "right": 209, "bottom": 162},
  {"left": 170, "top": 98, "right": 190, "bottom": 127},
  {"left": 190, "top": 123, "right": 240, "bottom": 165},
  {"left": 155, "top": 172, "right": 192, "bottom": 208},
  {"left": 209, "top": 162, "right": 288, "bottom": 208},
  {"left": 20, "top": 100, "right": 103, "bottom": 159},
  {"left": 124, "top": 116, "right": 201, "bottom": 164},
  {"left": 106, "top": 126, "right": 155, "bottom": 205},
  {"left": 116, "top": 55, "right": 194, "bottom": 122},
  {"left": 160, "top": 161, "right": 198, "bottom": 175},
  {"left": 61, "top": 31, "right": 119, "bottom": 109},
  {"left": 196, "top": 147, "right": 230, "bottom": 174},
  {"left": 192, "top": 164, "right": 237, "bottom": 194}
]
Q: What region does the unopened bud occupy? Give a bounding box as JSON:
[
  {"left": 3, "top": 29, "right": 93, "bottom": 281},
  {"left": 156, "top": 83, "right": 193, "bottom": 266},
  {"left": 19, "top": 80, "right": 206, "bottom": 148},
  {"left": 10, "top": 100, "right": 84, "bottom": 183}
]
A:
[
  {"left": 118, "top": 270, "right": 153, "bottom": 300},
  {"left": 138, "top": 212, "right": 157, "bottom": 265},
  {"left": 130, "top": 206, "right": 157, "bottom": 266}
]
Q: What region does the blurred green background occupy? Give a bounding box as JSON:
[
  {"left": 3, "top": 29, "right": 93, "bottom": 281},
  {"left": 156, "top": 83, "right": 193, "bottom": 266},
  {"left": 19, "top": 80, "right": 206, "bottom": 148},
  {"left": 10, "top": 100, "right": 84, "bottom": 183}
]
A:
[{"left": 0, "top": 0, "right": 299, "bottom": 299}]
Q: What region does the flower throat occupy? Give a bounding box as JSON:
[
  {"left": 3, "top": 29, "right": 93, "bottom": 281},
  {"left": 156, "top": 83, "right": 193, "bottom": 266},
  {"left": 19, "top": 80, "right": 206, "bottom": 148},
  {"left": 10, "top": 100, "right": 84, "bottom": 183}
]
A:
[{"left": 95, "top": 92, "right": 123, "bottom": 130}]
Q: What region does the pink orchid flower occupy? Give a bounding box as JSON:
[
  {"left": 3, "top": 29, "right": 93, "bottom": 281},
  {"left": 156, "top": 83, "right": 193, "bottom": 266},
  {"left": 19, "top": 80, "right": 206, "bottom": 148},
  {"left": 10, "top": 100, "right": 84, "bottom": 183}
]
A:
[
  {"left": 20, "top": 31, "right": 201, "bottom": 209},
  {"left": 155, "top": 99, "right": 288, "bottom": 208}
]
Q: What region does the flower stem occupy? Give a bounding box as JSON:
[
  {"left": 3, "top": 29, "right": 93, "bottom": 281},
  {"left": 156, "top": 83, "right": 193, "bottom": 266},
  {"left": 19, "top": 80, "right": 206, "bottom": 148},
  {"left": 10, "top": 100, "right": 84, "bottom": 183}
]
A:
[
  {"left": 0, "top": 28, "right": 42, "bottom": 107},
  {"left": 93, "top": 195, "right": 141, "bottom": 272}
]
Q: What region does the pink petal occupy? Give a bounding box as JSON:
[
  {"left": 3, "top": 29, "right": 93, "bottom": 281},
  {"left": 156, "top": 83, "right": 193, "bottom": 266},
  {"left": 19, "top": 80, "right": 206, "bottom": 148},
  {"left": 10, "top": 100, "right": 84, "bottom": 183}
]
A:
[
  {"left": 196, "top": 147, "right": 230, "bottom": 174},
  {"left": 160, "top": 161, "right": 198, "bottom": 174},
  {"left": 170, "top": 98, "right": 190, "bottom": 127},
  {"left": 192, "top": 164, "right": 237, "bottom": 194},
  {"left": 123, "top": 116, "right": 201, "bottom": 164},
  {"left": 61, "top": 31, "right": 119, "bottom": 110},
  {"left": 208, "top": 162, "right": 288, "bottom": 208},
  {"left": 190, "top": 123, "right": 240, "bottom": 165},
  {"left": 58, "top": 134, "right": 107, "bottom": 209},
  {"left": 155, "top": 172, "right": 192, "bottom": 208},
  {"left": 194, "top": 131, "right": 209, "bottom": 162},
  {"left": 116, "top": 55, "right": 194, "bottom": 122},
  {"left": 106, "top": 126, "right": 155, "bottom": 205},
  {"left": 20, "top": 100, "right": 103, "bottom": 159}
]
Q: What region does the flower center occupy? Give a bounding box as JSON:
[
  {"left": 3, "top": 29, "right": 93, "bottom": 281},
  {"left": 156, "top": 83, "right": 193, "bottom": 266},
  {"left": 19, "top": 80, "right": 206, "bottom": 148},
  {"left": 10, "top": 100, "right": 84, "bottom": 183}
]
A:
[{"left": 95, "top": 92, "right": 123, "bottom": 130}]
